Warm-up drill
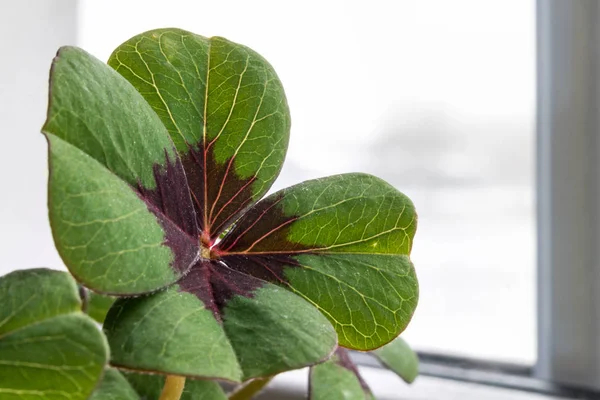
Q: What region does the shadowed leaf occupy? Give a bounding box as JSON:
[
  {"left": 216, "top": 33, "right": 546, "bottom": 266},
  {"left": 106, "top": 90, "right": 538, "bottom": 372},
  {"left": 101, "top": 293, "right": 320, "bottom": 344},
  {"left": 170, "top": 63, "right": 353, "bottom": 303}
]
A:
[
  {"left": 89, "top": 369, "right": 139, "bottom": 400},
  {"left": 372, "top": 336, "right": 418, "bottom": 384},
  {"left": 309, "top": 349, "right": 374, "bottom": 400},
  {"left": 122, "top": 370, "right": 227, "bottom": 400},
  {"left": 86, "top": 290, "right": 116, "bottom": 324},
  {"left": 0, "top": 269, "right": 108, "bottom": 400}
]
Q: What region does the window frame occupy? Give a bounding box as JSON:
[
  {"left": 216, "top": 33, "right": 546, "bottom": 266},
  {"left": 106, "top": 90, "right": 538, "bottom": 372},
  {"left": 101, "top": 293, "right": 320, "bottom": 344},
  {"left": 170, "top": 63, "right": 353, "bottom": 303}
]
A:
[
  {"left": 535, "top": 0, "right": 600, "bottom": 390},
  {"left": 352, "top": 352, "right": 600, "bottom": 399}
]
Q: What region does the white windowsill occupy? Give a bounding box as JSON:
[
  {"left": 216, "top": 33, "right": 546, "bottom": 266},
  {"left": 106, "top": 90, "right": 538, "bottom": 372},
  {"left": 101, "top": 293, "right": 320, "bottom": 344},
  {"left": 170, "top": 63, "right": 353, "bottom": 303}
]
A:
[{"left": 254, "top": 366, "right": 576, "bottom": 400}]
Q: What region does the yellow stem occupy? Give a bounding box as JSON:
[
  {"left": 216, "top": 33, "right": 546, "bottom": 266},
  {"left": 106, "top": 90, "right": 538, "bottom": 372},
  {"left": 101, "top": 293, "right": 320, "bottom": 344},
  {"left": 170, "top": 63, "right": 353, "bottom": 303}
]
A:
[
  {"left": 229, "top": 377, "right": 273, "bottom": 400},
  {"left": 159, "top": 375, "right": 186, "bottom": 400}
]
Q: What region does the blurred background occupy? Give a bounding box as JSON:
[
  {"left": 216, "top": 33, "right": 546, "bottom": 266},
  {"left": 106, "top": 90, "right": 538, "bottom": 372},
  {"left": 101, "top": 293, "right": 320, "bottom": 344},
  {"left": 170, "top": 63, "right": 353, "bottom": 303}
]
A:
[{"left": 0, "top": 0, "right": 536, "bottom": 365}]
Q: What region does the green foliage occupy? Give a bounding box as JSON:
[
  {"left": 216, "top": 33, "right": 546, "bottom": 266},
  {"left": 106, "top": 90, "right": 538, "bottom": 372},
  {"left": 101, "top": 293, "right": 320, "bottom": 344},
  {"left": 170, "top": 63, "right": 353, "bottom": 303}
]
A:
[
  {"left": 42, "top": 27, "right": 419, "bottom": 382},
  {"left": 108, "top": 29, "right": 290, "bottom": 216},
  {"left": 373, "top": 336, "right": 419, "bottom": 383},
  {"left": 217, "top": 173, "right": 418, "bottom": 349},
  {"left": 44, "top": 47, "right": 186, "bottom": 295},
  {"left": 85, "top": 291, "right": 116, "bottom": 324},
  {"left": 0, "top": 269, "right": 108, "bottom": 400},
  {"left": 121, "top": 371, "right": 227, "bottom": 400},
  {"left": 309, "top": 338, "right": 418, "bottom": 400},
  {"left": 103, "top": 281, "right": 335, "bottom": 381},
  {"left": 0, "top": 26, "right": 422, "bottom": 400},
  {"left": 309, "top": 349, "right": 374, "bottom": 400},
  {"left": 89, "top": 369, "right": 139, "bottom": 400}
]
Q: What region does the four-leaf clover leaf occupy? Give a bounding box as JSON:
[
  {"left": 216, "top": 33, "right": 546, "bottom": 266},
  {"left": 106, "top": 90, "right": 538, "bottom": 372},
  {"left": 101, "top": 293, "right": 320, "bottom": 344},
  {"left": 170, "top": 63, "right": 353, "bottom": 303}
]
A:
[{"left": 43, "top": 28, "right": 418, "bottom": 383}]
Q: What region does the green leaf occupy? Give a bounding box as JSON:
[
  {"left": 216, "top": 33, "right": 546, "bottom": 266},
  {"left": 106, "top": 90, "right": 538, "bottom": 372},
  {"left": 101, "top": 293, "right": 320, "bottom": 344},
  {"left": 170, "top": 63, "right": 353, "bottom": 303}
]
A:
[
  {"left": 216, "top": 173, "right": 419, "bottom": 350},
  {"left": 122, "top": 370, "right": 227, "bottom": 400},
  {"left": 309, "top": 349, "right": 374, "bottom": 400},
  {"left": 44, "top": 46, "right": 200, "bottom": 295},
  {"left": 108, "top": 28, "right": 291, "bottom": 241},
  {"left": 372, "top": 336, "right": 418, "bottom": 384},
  {"left": 42, "top": 29, "right": 419, "bottom": 387},
  {"left": 0, "top": 269, "right": 108, "bottom": 400},
  {"left": 86, "top": 290, "right": 116, "bottom": 324},
  {"left": 103, "top": 260, "right": 336, "bottom": 382},
  {"left": 89, "top": 369, "right": 139, "bottom": 400},
  {"left": 43, "top": 39, "right": 332, "bottom": 384}
]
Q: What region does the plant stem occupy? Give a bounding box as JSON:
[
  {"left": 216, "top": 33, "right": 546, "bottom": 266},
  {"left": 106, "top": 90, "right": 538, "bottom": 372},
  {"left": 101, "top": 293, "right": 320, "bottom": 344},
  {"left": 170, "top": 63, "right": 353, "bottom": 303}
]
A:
[
  {"left": 78, "top": 285, "right": 89, "bottom": 314},
  {"left": 229, "top": 377, "right": 273, "bottom": 400},
  {"left": 159, "top": 375, "right": 186, "bottom": 400}
]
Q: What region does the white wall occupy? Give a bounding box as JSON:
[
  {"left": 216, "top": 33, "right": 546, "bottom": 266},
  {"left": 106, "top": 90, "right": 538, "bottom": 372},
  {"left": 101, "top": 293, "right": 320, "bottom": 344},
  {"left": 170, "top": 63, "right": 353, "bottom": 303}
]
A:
[{"left": 0, "top": 1, "right": 77, "bottom": 275}]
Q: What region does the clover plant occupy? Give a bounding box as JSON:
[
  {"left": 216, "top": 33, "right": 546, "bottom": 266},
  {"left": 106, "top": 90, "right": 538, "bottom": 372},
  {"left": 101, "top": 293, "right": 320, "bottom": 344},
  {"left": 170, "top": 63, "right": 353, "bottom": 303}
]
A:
[{"left": 0, "top": 28, "right": 419, "bottom": 399}]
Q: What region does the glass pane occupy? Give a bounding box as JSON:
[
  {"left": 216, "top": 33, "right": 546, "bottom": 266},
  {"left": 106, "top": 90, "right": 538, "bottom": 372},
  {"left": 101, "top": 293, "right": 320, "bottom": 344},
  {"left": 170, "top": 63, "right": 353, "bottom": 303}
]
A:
[{"left": 76, "top": 0, "right": 536, "bottom": 363}]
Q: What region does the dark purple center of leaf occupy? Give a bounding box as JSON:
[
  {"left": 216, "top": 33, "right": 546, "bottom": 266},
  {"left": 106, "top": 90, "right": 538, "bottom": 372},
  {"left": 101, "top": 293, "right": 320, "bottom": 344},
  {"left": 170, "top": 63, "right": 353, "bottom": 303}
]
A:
[
  {"left": 178, "top": 259, "right": 265, "bottom": 321},
  {"left": 215, "top": 194, "right": 309, "bottom": 255},
  {"left": 135, "top": 147, "right": 312, "bottom": 318},
  {"left": 135, "top": 151, "right": 199, "bottom": 274},
  {"left": 181, "top": 142, "right": 259, "bottom": 246}
]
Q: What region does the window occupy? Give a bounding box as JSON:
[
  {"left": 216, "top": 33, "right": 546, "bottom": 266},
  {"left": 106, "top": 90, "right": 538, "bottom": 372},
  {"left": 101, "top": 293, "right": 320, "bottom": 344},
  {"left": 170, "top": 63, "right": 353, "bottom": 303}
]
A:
[{"left": 4, "top": 0, "right": 598, "bottom": 395}]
